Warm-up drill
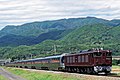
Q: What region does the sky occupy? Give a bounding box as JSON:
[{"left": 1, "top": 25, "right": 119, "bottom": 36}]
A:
[{"left": 0, "top": 0, "right": 120, "bottom": 30}]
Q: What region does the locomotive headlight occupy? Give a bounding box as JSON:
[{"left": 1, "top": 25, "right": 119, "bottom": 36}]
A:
[
  {"left": 94, "top": 66, "right": 98, "bottom": 72},
  {"left": 98, "top": 66, "right": 102, "bottom": 71},
  {"left": 94, "top": 66, "right": 103, "bottom": 72},
  {"left": 106, "top": 66, "right": 111, "bottom": 71}
]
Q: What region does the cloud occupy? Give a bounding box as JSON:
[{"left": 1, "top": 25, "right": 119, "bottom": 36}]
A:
[{"left": 0, "top": 0, "right": 120, "bottom": 29}]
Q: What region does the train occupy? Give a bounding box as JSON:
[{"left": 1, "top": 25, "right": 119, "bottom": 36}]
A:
[{"left": 6, "top": 48, "right": 112, "bottom": 74}]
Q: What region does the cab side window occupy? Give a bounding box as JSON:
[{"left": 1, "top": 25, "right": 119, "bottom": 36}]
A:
[{"left": 61, "top": 56, "right": 64, "bottom": 63}]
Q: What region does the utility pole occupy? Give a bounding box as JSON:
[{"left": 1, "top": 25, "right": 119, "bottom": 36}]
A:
[
  {"left": 54, "top": 44, "right": 57, "bottom": 54},
  {"left": 31, "top": 54, "right": 33, "bottom": 59}
]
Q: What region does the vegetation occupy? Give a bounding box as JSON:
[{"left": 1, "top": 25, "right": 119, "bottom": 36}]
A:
[
  {"left": 0, "top": 30, "right": 70, "bottom": 47},
  {"left": 0, "top": 75, "right": 7, "bottom": 80},
  {"left": 0, "top": 17, "right": 120, "bottom": 60},
  {"left": 5, "top": 67, "right": 83, "bottom": 80},
  {"left": 112, "top": 65, "right": 120, "bottom": 76},
  {"left": 112, "top": 59, "right": 120, "bottom": 65},
  {"left": 1, "top": 17, "right": 119, "bottom": 37},
  {"left": 112, "top": 65, "right": 120, "bottom": 69},
  {"left": 0, "top": 17, "right": 120, "bottom": 47}
]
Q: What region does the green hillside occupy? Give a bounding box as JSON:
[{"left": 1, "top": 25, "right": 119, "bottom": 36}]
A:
[
  {"left": 1, "top": 24, "right": 120, "bottom": 60},
  {"left": 61, "top": 24, "right": 120, "bottom": 55},
  {"left": 0, "top": 17, "right": 120, "bottom": 60},
  {"left": 0, "top": 30, "right": 71, "bottom": 47},
  {"left": 62, "top": 23, "right": 120, "bottom": 45},
  {"left": 0, "top": 17, "right": 120, "bottom": 47}
]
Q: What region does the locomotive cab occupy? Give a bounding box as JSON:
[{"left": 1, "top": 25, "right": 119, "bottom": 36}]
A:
[
  {"left": 93, "top": 50, "right": 112, "bottom": 74},
  {"left": 93, "top": 50, "right": 112, "bottom": 65}
]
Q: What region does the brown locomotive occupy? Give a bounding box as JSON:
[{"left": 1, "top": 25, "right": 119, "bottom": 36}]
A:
[{"left": 64, "top": 48, "right": 112, "bottom": 74}]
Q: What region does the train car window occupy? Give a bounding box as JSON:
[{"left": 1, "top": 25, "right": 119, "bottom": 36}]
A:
[
  {"left": 73, "top": 56, "right": 75, "bottom": 63},
  {"left": 78, "top": 56, "right": 79, "bottom": 62},
  {"left": 82, "top": 55, "right": 84, "bottom": 62},
  {"left": 69, "top": 57, "right": 71, "bottom": 63},
  {"left": 67, "top": 57, "right": 69, "bottom": 63},
  {"left": 106, "top": 52, "right": 112, "bottom": 56},
  {"left": 69, "top": 57, "right": 70, "bottom": 63},
  {"left": 84, "top": 55, "right": 86, "bottom": 62},
  {"left": 70, "top": 57, "right": 72, "bottom": 63},
  {"left": 78, "top": 56, "right": 81, "bottom": 62},
  {"left": 80, "top": 56, "right": 82, "bottom": 62},
  {"left": 85, "top": 55, "right": 88, "bottom": 62}
]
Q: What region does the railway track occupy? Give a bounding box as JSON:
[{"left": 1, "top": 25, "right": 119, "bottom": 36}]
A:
[
  {"left": 68, "top": 71, "right": 120, "bottom": 78},
  {"left": 92, "top": 73, "right": 120, "bottom": 78}
]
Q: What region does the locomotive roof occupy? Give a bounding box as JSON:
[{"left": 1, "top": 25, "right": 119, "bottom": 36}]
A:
[{"left": 65, "top": 50, "right": 110, "bottom": 56}]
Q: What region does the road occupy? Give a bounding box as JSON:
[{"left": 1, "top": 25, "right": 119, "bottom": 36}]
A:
[{"left": 0, "top": 67, "right": 26, "bottom": 80}]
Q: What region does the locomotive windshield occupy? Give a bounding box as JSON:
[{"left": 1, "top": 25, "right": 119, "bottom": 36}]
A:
[
  {"left": 94, "top": 52, "right": 102, "bottom": 57},
  {"left": 106, "top": 52, "right": 112, "bottom": 57}
]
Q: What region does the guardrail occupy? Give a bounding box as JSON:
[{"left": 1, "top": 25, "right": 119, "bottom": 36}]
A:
[{"left": 112, "top": 56, "right": 120, "bottom": 60}]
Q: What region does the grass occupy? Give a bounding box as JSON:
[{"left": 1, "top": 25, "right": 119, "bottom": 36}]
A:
[
  {"left": 112, "top": 65, "right": 120, "bottom": 76},
  {"left": 5, "top": 67, "right": 84, "bottom": 80},
  {"left": 112, "top": 65, "right": 120, "bottom": 69},
  {"left": 4, "top": 66, "right": 120, "bottom": 80},
  {"left": 0, "top": 75, "right": 7, "bottom": 80}
]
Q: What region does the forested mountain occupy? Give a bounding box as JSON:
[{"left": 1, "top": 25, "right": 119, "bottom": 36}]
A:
[
  {"left": 0, "top": 17, "right": 119, "bottom": 37},
  {"left": 110, "top": 19, "right": 120, "bottom": 26},
  {"left": 0, "top": 17, "right": 120, "bottom": 47},
  {"left": 61, "top": 24, "right": 120, "bottom": 55},
  {"left": 0, "top": 34, "right": 33, "bottom": 46},
  {"left": 1, "top": 24, "right": 120, "bottom": 60},
  {"left": 62, "top": 24, "right": 113, "bottom": 44},
  {"left": 0, "top": 30, "right": 71, "bottom": 47},
  {"left": 0, "top": 17, "right": 120, "bottom": 60}
]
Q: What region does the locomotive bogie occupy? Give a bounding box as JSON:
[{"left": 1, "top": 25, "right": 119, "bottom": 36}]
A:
[{"left": 94, "top": 66, "right": 111, "bottom": 73}]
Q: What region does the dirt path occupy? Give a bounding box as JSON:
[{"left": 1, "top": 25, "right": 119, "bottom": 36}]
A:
[{"left": 0, "top": 67, "right": 26, "bottom": 80}]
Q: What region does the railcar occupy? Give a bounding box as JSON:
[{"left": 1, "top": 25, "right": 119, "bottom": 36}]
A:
[
  {"left": 6, "top": 54, "right": 65, "bottom": 70},
  {"left": 6, "top": 48, "right": 112, "bottom": 74}
]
